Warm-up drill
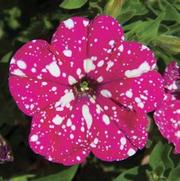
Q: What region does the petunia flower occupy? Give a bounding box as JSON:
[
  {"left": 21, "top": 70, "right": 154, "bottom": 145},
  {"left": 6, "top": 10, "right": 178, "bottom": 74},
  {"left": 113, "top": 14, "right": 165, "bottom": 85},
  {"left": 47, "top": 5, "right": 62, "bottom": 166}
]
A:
[
  {"left": 0, "top": 135, "right": 14, "bottom": 163},
  {"left": 154, "top": 61, "right": 180, "bottom": 153},
  {"left": 9, "top": 15, "right": 164, "bottom": 165}
]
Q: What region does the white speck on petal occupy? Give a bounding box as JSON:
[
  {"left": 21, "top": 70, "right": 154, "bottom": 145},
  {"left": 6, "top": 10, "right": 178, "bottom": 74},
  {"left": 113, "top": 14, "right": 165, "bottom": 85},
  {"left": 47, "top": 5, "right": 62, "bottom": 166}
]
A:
[
  {"left": 31, "top": 67, "right": 36, "bottom": 73},
  {"left": 106, "top": 61, "right": 114, "bottom": 71},
  {"left": 70, "top": 134, "right": 74, "bottom": 139},
  {"left": 175, "top": 131, "right": 180, "bottom": 138},
  {"left": 17, "top": 60, "right": 27, "bottom": 69},
  {"left": 52, "top": 115, "right": 63, "bottom": 125},
  {"left": 109, "top": 40, "right": 115, "bottom": 47},
  {"left": 97, "top": 60, "right": 104, "bottom": 67},
  {"left": 138, "top": 102, "right": 144, "bottom": 108},
  {"left": 125, "top": 61, "right": 150, "bottom": 78},
  {"left": 12, "top": 69, "right": 26, "bottom": 77},
  {"left": 52, "top": 86, "right": 57, "bottom": 91},
  {"left": 135, "top": 97, "right": 141, "bottom": 103},
  {"left": 10, "top": 58, "right": 16, "bottom": 64},
  {"left": 102, "top": 114, "right": 110, "bottom": 125},
  {"left": 66, "top": 119, "right": 72, "bottom": 127},
  {"left": 55, "top": 90, "right": 75, "bottom": 108},
  {"left": 68, "top": 75, "right": 77, "bottom": 85},
  {"left": 127, "top": 148, "right": 136, "bottom": 156},
  {"left": 46, "top": 61, "right": 61, "bottom": 77},
  {"left": 90, "top": 138, "right": 99, "bottom": 148},
  {"left": 125, "top": 89, "right": 133, "bottom": 98},
  {"left": 42, "top": 82, "right": 47, "bottom": 86},
  {"left": 141, "top": 45, "right": 149, "bottom": 51},
  {"left": 82, "top": 105, "right": 93, "bottom": 129},
  {"left": 76, "top": 68, "right": 81, "bottom": 75},
  {"left": 76, "top": 156, "right": 81, "bottom": 161},
  {"left": 97, "top": 76, "right": 103, "bottom": 83},
  {"left": 63, "top": 50, "right": 72, "bottom": 57},
  {"left": 83, "top": 58, "right": 96, "bottom": 73},
  {"left": 118, "top": 44, "right": 124, "bottom": 52},
  {"left": 64, "top": 18, "right": 74, "bottom": 29},
  {"left": 94, "top": 138, "right": 98, "bottom": 144},
  {"left": 101, "top": 90, "right": 112, "bottom": 98},
  {"left": 120, "top": 137, "right": 126, "bottom": 145},
  {"left": 83, "top": 20, "right": 89, "bottom": 27},
  {"left": 30, "top": 134, "right": 38, "bottom": 142}
]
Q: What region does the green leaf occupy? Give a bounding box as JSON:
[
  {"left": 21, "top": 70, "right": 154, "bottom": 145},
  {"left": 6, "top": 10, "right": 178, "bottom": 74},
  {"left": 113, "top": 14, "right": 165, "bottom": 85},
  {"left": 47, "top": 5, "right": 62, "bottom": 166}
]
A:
[
  {"left": 117, "top": 0, "right": 148, "bottom": 23},
  {"left": 164, "top": 3, "right": 180, "bottom": 22},
  {"left": 11, "top": 175, "right": 35, "bottom": 181},
  {"left": 113, "top": 167, "right": 138, "bottom": 181},
  {"left": 0, "top": 51, "right": 12, "bottom": 63},
  {"left": 155, "top": 34, "right": 180, "bottom": 55},
  {"left": 32, "top": 165, "right": 78, "bottom": 181},
  {"left": 124, "top": 12, "right": 164, "bottom": 42},
  {"left": 0, "top": 21, "right": 4, "bottom": 39},
  {"left": 149, "top": 142, "right": 174, "bottom": 171},
  {"left": 153, "top": 161, "right": 165, "bottom": 177},
  {"left": 4, "top": 7, "right": 21, "bottom": 29},
  {"left": 60, "top": 0, "right": 88, "bottom": 9},
  {"left": 168, "top": 166, "right": 180, "bottom": 181}
]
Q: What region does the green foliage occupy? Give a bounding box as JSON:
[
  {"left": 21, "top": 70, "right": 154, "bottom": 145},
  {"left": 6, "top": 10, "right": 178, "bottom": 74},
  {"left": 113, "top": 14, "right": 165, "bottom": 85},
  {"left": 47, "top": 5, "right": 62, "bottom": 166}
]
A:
[
  {"left": 0, "top": 0, "right": 179, "bottom": 181},
  {"left": 1, "top": 51, "right": 13, "bottom": 63},
  {"left": 11, "top": 175, "right": 35, "bottom": 181},
  {"left": 124, "top": 12, "right": 164, "bottom": 43},
  {"left": 117, "top": 0, "right": 148, "bottom": 23},
  {"left": 104, "top": 0, "right": 124, "bottom": 18},
  {"left": 168, "top": 165, "right": 180, "bottom": 181},
  {"left": 60, "top": 0, "right": 88, "bottom": 9},
  {"left": 32, "top": 166, "right": 78, "bottom": 181},
  {"left": 149, "top": 142, "right": 174, "bottom": 171},
  {"left": 4, "top": 7, "right": 21, "bottom": 30},
  {"left": 113, "top": 166, "right": 139, "bottom": 181}
]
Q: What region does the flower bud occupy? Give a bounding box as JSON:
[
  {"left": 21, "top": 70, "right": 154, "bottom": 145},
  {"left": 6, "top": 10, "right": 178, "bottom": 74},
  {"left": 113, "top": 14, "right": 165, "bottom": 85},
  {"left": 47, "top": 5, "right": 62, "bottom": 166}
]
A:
[{"left": 104, "top": 0, "right": 124, "bottom": 18}]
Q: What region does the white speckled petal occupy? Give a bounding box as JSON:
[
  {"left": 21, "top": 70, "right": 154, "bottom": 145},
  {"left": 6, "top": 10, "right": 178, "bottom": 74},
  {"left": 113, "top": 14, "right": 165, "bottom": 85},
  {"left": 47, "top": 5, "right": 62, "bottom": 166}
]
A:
[
  {"left": 99, "top": 71, "right": 164, "bottom": 113},
  {"left": 154, "top": 94, "right": 180, "bottom": 153},
  {"left": 29, "top": 97, "right": 92, "bottom": 166},
  {"left": 9, "top": 76, "right": 70, "bottom": 116},
  {"left": 51, "top": 17, "right": 90, "bottom": 84}
]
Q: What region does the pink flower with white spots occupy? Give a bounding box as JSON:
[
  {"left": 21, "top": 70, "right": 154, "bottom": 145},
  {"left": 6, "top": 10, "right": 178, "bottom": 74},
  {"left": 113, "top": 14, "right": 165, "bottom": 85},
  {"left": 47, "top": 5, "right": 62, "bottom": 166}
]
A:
[
  {"left": 154, "top": 61, "right": 180, "bottom": 153},
  {"left": 9, "top": 15, "right": 164, "bottom": 165}
]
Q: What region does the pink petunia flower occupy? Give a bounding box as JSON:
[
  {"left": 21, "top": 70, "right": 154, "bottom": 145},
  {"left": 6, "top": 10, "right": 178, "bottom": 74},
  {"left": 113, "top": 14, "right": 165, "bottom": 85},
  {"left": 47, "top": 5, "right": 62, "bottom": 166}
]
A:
[
  {"left": 9, "top": 16, "right": 164, "bottom": 165},
  {"left": 154, "top": 61, "right": 180, "bottom": 153}
]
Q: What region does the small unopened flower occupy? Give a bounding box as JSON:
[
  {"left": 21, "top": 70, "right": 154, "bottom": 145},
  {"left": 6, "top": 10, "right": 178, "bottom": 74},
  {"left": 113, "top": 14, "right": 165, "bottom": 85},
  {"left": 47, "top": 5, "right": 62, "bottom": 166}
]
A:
[
  {"left": 9, "top": 16, "right": 164, "bottom": 165},
  {"left": 0, "top": 135, "right": 13, "bottom": 163},
  {"left": 154, "top": 61, "right": 180, "bottom": 153}
]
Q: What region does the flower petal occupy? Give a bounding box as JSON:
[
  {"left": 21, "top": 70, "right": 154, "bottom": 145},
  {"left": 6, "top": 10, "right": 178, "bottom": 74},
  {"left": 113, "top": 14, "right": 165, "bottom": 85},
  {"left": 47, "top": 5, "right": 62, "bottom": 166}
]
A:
[
  {"left": 163, "top": 61, "right": 180, "bottom": 96},
  {"left": 99, "top": 71, "right": 164, "bottom": 113},
  {"left": 29, "top": 97, "right": 91, "bottom": 166},
  {"left": 9, "top": 40, "right": 68, "bottom": 84},
  {"left": 87, "top": 15, "right": 124, "bottom": 60},
  {"left": 87, "top": 40, "right": 156, "bottom": 83},
  {"left": 114, "top": 41, "right": 157, "bottom": 78},
  {"left": 86, "top": 15, "right": 124, "bottom": 81},
  {"left": 154, "top": 94, "right": 180, "bottom": 153},
  {"left": 84, "top": 97, "right": 139, "bottom": 161},
  {"left": 51, "top": 17, "right": 90, "bottom": 83},
  {"left": 9, "top": 76, "right": 71, "bottom": 116},
  {"left": 96, "top": 95, "right": 148, "bottom": 149}
]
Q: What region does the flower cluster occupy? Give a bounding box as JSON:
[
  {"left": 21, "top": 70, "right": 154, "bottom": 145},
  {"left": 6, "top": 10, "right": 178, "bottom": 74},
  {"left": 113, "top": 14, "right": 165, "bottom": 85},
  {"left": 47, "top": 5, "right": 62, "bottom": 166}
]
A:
[
  {"left": 9, "top": 15, "right": 167, "bottom": 165},
  {"left": 154, "top": 61, "right": 180, "bottom": 153}
]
